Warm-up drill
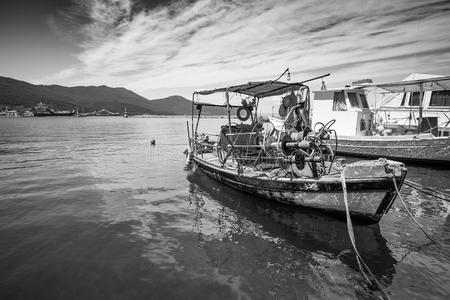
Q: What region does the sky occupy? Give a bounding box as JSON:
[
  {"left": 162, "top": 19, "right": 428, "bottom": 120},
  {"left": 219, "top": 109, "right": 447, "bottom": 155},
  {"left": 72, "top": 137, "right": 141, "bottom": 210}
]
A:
[{"left": 1, "top": 0, "right": 450, "bottom": 101}]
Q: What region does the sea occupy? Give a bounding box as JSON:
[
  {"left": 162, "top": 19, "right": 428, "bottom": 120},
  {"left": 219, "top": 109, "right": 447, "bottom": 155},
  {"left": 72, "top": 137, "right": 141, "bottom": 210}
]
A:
[{"left": 0, "top": 117, "right": 449, "bottom": 300}]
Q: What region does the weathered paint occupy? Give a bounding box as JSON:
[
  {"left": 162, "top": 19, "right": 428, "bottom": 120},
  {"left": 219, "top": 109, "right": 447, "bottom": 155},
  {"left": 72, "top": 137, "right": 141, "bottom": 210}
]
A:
[
  {"left": 193, "top": 155, "right": 406, "bottom": 224},
  {"left": 334, "top": 135, "right": 450, "bottom": 164}
]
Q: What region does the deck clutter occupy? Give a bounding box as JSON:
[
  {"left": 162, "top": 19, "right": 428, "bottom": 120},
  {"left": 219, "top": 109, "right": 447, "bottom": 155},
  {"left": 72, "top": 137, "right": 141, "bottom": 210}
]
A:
[{"left": 186, "top": 72, "right": 407, "bottom": 225}]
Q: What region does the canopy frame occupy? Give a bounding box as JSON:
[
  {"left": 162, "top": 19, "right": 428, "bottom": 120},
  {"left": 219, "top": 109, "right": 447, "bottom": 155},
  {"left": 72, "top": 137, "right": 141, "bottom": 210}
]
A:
[
  {"left": 189, "top": 73, "right": 330, "bottom": 151},
  {"left": 359, "top": 75, "right": 450, "bottom": 134}
]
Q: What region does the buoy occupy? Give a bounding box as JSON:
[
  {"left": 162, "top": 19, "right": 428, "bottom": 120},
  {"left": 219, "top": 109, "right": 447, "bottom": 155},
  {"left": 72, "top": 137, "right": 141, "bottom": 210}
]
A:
[{"left": 150, "top": 139, "right": 156, "bottom": 145}]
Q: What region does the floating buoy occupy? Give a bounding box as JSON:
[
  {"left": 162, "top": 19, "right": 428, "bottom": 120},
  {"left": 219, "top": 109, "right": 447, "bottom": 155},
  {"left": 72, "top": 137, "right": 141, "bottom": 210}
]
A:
[{"left": 150, "top": 139, "right": 156, "bottom": 146}]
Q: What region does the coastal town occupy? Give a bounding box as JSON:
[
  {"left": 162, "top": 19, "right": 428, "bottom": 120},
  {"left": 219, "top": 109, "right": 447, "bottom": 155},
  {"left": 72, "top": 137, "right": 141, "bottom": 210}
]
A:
[{"left": 0, "top": 102, "right": 121, "bottom": 117}]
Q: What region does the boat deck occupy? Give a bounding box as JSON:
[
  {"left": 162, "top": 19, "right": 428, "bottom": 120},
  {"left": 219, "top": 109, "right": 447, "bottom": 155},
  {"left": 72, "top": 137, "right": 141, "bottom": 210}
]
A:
[{"left": 198, "top": 152, "right": 326, "bottom": 180}]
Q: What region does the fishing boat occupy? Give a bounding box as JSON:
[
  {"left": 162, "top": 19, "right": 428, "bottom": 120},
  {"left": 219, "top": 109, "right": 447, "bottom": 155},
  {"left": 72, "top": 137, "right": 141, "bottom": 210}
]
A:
[
  {"left": 186, "top": 72, "right": 407, "bottom": 224},
  {"left": 50, "top": 108, "right": 75, "bottom": 116},
  {"left": 32, "top": 102, "right": 52, "bottom": 116},
  {"left": 95, "top": 109, "right": 120, "bottom": 116},
  {"left": 187, "top": 170, "right": 397, "bottom": 281},
  {"left": 32, "top": 102, "right": 75, "bottom": 116},
  {"left": 311, "top": 75, "right": 450, "bottom": 164}
]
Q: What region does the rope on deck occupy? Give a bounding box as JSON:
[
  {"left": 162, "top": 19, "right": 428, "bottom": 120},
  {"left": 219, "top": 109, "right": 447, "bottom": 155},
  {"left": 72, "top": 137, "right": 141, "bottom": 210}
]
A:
[
  {"left": 403, "top": 179, "right": 450, "bottom": 202},
  {"left": 340, "top": 169, "right": 391, "bottom": 300}
]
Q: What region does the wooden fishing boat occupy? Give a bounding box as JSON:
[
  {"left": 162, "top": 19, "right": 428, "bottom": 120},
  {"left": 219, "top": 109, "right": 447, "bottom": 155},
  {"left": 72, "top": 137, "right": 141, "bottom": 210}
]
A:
[
  {"left": 311, "top": 75, "right": 450, "bottom": 164},
  {"left": 187, "top": 170, "right": 397, "bottom": 281},
  {"left": 186, "top": 72, "right": 407, "bottom": 224}
]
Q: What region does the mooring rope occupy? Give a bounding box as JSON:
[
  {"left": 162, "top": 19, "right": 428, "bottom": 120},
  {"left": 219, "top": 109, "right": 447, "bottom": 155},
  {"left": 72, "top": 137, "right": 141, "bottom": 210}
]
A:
[
  {"left": 404, "top": 179, "right": 450, "bottom": 202},
  {"left": 391, "top": 177, "right": 437, "bottom": 244},
  {"left": 340, "top": 169, "right": 391, "bottom": 300}
]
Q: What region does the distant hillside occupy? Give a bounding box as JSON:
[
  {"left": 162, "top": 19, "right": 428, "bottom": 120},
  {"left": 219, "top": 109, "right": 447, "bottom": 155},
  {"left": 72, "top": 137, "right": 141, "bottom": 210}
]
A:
[
  {"left": 147, "top": 95, "right": 229, "bottom": 115},
  {"left": 0, "top": 76, "right": 226, "bottom": 115}
]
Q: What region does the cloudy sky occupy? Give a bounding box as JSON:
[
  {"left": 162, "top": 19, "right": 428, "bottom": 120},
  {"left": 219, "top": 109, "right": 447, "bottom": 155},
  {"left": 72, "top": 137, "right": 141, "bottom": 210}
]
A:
[{"left": 1, "top": 0, "right": 449, "bottom": 99}]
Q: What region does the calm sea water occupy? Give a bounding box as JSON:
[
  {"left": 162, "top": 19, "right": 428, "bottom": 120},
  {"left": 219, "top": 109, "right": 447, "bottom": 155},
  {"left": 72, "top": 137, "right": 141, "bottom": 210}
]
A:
[{"left": 0, "top": 117, "right": 449, "bottom": 299}]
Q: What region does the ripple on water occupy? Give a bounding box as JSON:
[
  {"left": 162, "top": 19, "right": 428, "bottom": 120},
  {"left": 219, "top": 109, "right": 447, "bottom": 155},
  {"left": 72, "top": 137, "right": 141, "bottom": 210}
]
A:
[{"left": 0, "top": 117, "right": 449, "bottom": 299}]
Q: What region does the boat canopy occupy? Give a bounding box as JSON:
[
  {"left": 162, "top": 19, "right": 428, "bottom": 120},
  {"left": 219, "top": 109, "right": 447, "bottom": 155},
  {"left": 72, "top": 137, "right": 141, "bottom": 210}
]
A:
[
  {"left": 194, "top": 81, "right": 306, "bottom": 98},
  {"left": 361, "top": 75, "right": 450, "bottom": 93},
  {"left": 194, "top": 102, "right": 241, "bottom": 108}
]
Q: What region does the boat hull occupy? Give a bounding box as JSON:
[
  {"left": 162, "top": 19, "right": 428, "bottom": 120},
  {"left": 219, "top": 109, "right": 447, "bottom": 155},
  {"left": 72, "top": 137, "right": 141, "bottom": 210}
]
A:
[
  {"left": 33, "top": 111, "right": 52, "bottom": 116},
  {"left": 193, "top": 156, "right": 406, "bottom": 224},
  {"left": 334, "top": 135, "right": 450, "bottom": 164},
  {"left": 51, "top": 111, "right": 75, "bottom": 116}
]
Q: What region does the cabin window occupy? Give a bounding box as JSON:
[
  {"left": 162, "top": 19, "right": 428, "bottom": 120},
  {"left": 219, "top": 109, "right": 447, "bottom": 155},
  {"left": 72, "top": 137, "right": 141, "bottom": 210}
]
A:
[
  {"left": 332, "top": 91, "right": 347, "bottom": 111},
  {"left": 400, "top": 93, "right": 406, "bottom": 106},
  {"left": 360, "top": 94, "right": 369, "bottom": 108},
  {"left": 430, "top": 90, "right": 450, "bottom": 107},
  {"left": 408, "top": 92, "right": 423, "bottom": 106},
  {"left": 360, "top": 119, "right": 366, "bottom": 131},
  {"left": 348, "top": 93, "right": 359, "bottom": 108}
]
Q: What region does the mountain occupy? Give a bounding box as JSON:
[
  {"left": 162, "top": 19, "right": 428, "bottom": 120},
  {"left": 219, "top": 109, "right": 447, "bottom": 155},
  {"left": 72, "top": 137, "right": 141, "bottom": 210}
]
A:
[
  {"left": 144, "top": 95, "right": 230, "bottom": 115},
  {"left": 0, "top": 76, "right": 224, "bottom": 115}
]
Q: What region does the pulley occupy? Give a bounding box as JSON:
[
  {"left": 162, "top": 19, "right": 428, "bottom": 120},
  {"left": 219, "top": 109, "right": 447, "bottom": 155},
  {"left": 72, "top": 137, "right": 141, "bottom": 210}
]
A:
[
  {"left": 263, "top": 135, "right": 277, "bottom": 154},
  {"left": 293, "top": 151, "right": 306, "bottom": 170},
  {"left": 281, "top": 135, "right": 294, "bottom": 156}
]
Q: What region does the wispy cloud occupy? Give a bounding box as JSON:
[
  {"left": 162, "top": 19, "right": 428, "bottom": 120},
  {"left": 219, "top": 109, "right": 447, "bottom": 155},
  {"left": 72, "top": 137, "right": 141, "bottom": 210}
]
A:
[{"left": 40, "top": 0, "right": 450, "bottom": 98}]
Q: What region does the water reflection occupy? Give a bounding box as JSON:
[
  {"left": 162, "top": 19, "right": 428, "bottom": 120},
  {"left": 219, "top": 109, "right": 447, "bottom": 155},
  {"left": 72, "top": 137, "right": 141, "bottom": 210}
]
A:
[{"left": 186, "top": 169, "right": 398, "bottom": 292}]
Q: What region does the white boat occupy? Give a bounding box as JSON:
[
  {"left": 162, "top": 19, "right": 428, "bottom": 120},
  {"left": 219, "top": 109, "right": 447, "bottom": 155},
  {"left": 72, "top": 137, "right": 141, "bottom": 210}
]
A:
[
  {"left": 372, "top": 73, "right": 450, "bottom": 137},
  {"left": 311, "top": 75, "right": 450, "bottom": 164}
]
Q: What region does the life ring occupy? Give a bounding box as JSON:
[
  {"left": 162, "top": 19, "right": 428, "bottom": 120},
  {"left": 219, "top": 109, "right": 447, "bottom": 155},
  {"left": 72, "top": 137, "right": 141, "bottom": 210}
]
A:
[{"left": 237, "top": 106, "right": 251, "bottom": 121}]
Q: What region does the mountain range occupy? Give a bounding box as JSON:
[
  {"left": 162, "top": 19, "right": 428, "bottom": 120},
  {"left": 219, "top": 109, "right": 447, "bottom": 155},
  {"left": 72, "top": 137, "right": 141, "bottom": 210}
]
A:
[{"left": 0, "top": 76, "right": 226, "bottom": 115}]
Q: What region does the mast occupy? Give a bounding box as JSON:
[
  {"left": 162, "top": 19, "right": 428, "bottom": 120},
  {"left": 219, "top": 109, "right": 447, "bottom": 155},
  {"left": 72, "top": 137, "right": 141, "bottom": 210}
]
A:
[
  {"left": 225, "top": 89, "right": 232, "bottom": 133},
  {"left": 191, "top": 93, "right": 195, "bottom": 151}
]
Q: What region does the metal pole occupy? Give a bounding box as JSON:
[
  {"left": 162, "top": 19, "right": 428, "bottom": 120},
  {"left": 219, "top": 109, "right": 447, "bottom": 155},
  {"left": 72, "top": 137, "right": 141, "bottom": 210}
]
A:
[
  {"left": 418, "top": 83, "right": 423, "bottom": 134},
  {"left": 299, "top": 73, "right": 331, "bottom": 85},
  {"left": 191, "top": 93, "right": 195, "bottom": 151},
  {"left": 225, "top": 90, "right": 232, "bottom": 134},
  {"left": 254, "top": 98, "right": 259, "bottom": 123},
  {"left": 195, "top": 105, "right": 202, "bottom": 134},
  {"left": 186, "top": 121, "right": 191, "bottom": 149}
]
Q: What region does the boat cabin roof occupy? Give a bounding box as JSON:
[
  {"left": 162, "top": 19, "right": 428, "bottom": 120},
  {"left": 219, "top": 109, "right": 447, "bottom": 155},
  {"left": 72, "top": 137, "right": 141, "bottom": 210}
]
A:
[
  {"left": 194, "top": 80, "right": 306, "bottom": 98},
  {"left": 358, "top": 75, "right": 450, "bottom": 93}
]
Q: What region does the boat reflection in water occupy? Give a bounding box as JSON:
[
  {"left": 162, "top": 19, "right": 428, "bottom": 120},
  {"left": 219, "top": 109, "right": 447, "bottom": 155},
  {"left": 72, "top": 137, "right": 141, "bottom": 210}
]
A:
[{"left": 186, "top": 170, "right": 397, "bottom": 297}]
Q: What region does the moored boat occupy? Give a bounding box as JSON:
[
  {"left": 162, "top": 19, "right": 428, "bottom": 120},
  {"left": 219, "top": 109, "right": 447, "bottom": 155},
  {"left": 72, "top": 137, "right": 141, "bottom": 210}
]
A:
[
  {"left": 32, "top": 102, "right": 75, "bottom": 116},
  {"left": 95, "top": 109, "right": 120, "bottom": 116},
  {"left": 32, "top": 102, "right": 52, "bottom": 116},
  {"left": 187, "top": 72, "right": 407, "bottom": 224},
  {"left": 311, "top": 75, "right": 450, "bottom": 164},
  {"left": 50, "top": 109, "right": 75, "bottom": 116}
]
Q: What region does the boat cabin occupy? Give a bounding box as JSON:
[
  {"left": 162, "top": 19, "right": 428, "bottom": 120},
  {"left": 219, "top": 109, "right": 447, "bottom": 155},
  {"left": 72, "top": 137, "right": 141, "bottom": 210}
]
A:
[
  {"left": 311, "top": 88, "right": 373, "bottom": 136},
  {"left": 374, "top": 74, "right": 450, "bottom": 137}
]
